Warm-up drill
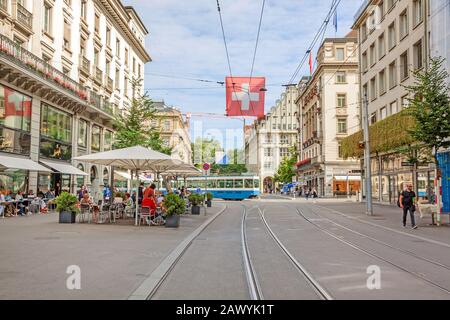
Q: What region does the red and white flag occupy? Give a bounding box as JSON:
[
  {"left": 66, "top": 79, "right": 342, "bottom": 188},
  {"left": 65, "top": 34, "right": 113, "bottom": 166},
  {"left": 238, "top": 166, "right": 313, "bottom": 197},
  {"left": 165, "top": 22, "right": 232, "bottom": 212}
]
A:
[{"left": 226, "top": 77, "right": 265, "bottom": 119}]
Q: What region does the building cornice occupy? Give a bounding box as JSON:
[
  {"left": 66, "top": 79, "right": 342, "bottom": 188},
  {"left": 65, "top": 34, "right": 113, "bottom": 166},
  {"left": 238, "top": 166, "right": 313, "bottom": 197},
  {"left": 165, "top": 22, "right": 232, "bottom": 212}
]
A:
[{"left": 96, "top": 0, "right": 151, "bottom": 63}]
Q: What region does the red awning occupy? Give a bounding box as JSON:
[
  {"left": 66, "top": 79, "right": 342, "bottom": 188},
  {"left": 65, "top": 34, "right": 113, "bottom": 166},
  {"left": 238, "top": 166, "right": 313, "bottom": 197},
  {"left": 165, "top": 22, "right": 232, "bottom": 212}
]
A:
[{"left": 296, "top": 158, "right": 311, "bottom": 168}]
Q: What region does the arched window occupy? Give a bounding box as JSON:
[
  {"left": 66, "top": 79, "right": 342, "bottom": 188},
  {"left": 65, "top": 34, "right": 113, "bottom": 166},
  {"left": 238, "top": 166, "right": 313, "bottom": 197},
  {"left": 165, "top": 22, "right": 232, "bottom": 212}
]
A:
[
  {"left": 90, "top": 166, "right": 97, "bottom": 183},
  {"left": 103, "top": 168, "right": 109, "bottom": 185}
]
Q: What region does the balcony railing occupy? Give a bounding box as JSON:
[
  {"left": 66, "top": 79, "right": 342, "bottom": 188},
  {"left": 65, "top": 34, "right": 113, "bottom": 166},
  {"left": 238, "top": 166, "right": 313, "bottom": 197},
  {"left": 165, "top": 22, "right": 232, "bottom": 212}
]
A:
[
  {"left": 0, "top": 34, "right": 115, "bottom": 117},
  {"left": 94, "top": 67, "right": 103, "bottom": 84},
  {"left": 15, "top": 3, "right": 32, "bottom": 30},
  {"left": 0, "top": 0, "right": 7, "bottom": 13},
  {"left": 79, "top": 56, "right": 90, "bottom": 75}
]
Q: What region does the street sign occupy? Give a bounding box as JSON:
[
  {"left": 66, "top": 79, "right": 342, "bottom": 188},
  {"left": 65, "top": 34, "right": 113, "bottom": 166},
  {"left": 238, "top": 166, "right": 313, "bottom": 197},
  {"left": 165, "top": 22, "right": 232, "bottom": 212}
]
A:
[
  {"left": 401, "top": 162, "right": 414, "bottom": 167},
  {"left": 203, "top": 163, "right": 210, "bottom": 171}
]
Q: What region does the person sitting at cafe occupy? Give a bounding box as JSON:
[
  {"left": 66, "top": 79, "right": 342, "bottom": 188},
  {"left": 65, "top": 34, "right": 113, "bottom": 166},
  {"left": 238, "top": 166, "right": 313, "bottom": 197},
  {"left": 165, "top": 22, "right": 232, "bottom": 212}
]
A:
[
  {"left": 0, "top": 191, "right": 6, "bottom": 217},
  {"left": 15, "top": 191, "right": 26, "bottom": 216},
  {"left": 4, "top": 191, "right": 17, "bottom": 217},
  {"left": 45, "top": 189, "right": 56, "bottom": 210},
  {"left": 80, "top": 192, "right": 99, "bottom": 223},
  {"left": 124, "top": 192, "right": 134, "bottom": 215}
]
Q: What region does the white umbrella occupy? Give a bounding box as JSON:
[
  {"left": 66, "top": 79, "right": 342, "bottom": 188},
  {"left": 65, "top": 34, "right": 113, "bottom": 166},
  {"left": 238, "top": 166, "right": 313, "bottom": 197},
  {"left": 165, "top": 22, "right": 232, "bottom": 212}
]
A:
[{"left": 74, "top": 146, "right": 186, "bottom": 225}]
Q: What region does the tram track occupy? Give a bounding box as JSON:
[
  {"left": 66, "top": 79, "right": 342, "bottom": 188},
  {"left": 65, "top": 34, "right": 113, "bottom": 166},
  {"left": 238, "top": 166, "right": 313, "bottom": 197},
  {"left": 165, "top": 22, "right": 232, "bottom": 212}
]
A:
[
  {"left": 291, "top": 205, "right": 450, "bottom": 296},
  {"left": 241, "top": 204, "right": 333, "bottom": 300}
]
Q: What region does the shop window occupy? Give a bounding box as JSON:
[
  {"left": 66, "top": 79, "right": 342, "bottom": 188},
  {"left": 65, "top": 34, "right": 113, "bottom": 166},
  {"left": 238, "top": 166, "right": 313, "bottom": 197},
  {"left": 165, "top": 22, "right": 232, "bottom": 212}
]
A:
[
  {"left": 0, "top": 170, "right": 27, "bottom": 194},
  {"left": 91, "top": 125, "right": 101, "bottom": 151},
  {"left": 40, "top": 103, "right": 72, "bottom": 160}
]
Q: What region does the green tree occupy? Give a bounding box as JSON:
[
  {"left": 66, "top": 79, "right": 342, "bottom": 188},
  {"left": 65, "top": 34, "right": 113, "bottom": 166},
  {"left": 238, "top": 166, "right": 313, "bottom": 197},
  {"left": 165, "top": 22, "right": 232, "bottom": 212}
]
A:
[
  {"left": 404, "top": 56, "right": 450, "bottom": 225},
  {"left": 113, "top": 79, "right": 172, "bottom": 155},
  {"left": 191, "top": 137, "right": 222, "bottom": 165},
  {"left": 274, "top": 146, "right": 297, "bottom": 184},
  {"left": 404, "top": 57, "right": 450, "bottom": 165}
]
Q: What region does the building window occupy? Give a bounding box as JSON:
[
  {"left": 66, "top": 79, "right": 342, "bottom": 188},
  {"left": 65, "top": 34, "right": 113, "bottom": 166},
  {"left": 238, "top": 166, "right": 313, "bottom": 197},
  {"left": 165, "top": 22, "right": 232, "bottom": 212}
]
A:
[
  {"left": 264, "top": 162, "right": 273, "bottom": 170},
  {"left": 390, "top": 100, "right": 398, "bottom": 115},
  {"left": 106, "top": 26, "right": 111, "bottom": 47},
  {"left": 264, "top": 148, "right": 272, "bottom": 157},
  {"left": 369, "top": 43, "right": 376, "bottom": 66},
  {"left": 388, "top": 22, "right": 396, "bottom": 50},
  {"left": 91, "top": 125, "right": 101, "bottom": 152},
  {"left": 413, "top": 39, "right": 423, "bottom": 70},
  {"left": 132, "top": 57, "right": 136, "bottom": 74},
  {"left": 336, "top": 71, "right": 346, "bottom": 83},
  {"left": 40, "top": 103, "right": 72, "bottom": 160},
  {"left": 124, "top": 76, "right": 128, "bottom": 97},
  {"left": 370, "top": 112, "right": 377, "bottom": 124},
  {"left": 0, "top": 85, "right": 32, "bottom": 155},
  {"left": 81, "top": 0, "right": 87, "bottom": 20},
  {"left": 43, "top": 3, "right": 52, "bottom": 35},
  {"left": 337, "top": 118, "right": 347, "bottom": 134},
  {"left": 380, "top": 106, "right": 387, "bottom": 120},
  {"left": 115, "top": 68, "right": 120, "bottom": 91},
  {"left": 379, "top": 69, "right": 386, "bottom": 95},
  {"left": 413, "top": 0, "right": 423, "bottom": 27},
  {"left": 116, "top": 39, "right": 121, "bottom": 57},
  {"left": 400, "top": 51, "right": 409, "bottom": 81},
  {"left": 361, "top": 22, "right": 367, "bottom": 42},
  {"left": 280, "top": 135, "right": 289, "bottom": 144},
  {"left": 362, "top": 51, "right": 368, "bottom": 72},
  {"left": 401, "top": 95, "right": 410, "bottom": 109},
  {"left": 280, "top": 148, "right": 289, "bottom": 158},
  {"left": 378, "top": 33, "right": 385, "bottom": 59},
  {"left": 78, "top": 119, "right": 88, "bottom": 148},
  {"left": 399, "top": 9, "right": 409, "bottom": 39},
  {"left": 164, "top": 120, "right": 171, "bottom": 131},
  {"left": 63, "top": 20, "right": 71, "bottom": 50},
  {"left": 124, "top": 48, "right": 129, "bottom": 66},
  {"left": 103, "top": 130, "right": 113, "bottom": 151},
  {"left": 337, "top": 94, "right": 347, "bottom": 108},
  {"left": 370, "top": 76, "right": 377, "bottom": 101},
  {"left": 389, "top": 60, "right": 397, "bottom": 89},
  {"left": 336, "top": 48, "right": 345, "bottom": 61},
  {"left": 94, "top": 13, "right": 100, "bottom": 34}
]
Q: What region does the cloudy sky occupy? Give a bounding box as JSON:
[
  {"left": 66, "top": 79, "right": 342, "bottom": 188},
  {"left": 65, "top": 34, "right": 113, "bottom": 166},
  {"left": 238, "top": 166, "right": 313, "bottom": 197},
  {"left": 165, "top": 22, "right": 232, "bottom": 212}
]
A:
[{"left": 125, "top": 0, "right": 362, "bottom": 150}]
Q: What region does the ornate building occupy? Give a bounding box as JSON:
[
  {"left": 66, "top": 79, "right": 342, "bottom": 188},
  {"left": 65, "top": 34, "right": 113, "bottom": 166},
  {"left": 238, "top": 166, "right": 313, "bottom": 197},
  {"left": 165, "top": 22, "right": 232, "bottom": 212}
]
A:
[
  {"left": 296, "top": 36, "right": 361, "bottom": 197},
  {"left": 0, "top": 0, "right": 150, "bottom": 201}
]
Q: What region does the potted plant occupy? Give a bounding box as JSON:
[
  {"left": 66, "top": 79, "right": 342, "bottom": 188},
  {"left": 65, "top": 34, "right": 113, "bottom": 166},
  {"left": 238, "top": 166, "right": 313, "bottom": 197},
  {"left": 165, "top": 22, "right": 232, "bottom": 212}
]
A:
[
  {"left": 55, "top": 192, "right": 79, "bottom": 224},
  {"left": 206, "top": 192, "right": 213, "bottom": 207},
  {"left": 189, "top": 193, "right": 203, "bottom": 215},
  {"left": 164, "top": 193, "right": 184, "bottom": 228}
]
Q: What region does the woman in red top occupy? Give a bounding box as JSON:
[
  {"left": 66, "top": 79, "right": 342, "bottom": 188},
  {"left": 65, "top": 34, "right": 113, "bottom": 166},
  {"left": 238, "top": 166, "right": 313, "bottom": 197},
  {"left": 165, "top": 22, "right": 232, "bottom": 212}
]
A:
[{"left": 142, "top": 184, "right": 157, "bottom": 211}]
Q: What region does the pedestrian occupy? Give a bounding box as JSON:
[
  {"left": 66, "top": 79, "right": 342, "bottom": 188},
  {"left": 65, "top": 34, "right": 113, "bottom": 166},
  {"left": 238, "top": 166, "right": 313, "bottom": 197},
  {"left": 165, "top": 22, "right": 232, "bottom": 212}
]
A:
[
  {"left": 399, "top": 183, "right": 418, "bottom": 229},
  {"left": 138, "top": 182, "right": 144, "bottom": 205},
  {"left": 312, "top": 187, "right": 318, "bottom": 198},
  {"left": 305, "top": 188, "right": 310, "bottom": 200}
]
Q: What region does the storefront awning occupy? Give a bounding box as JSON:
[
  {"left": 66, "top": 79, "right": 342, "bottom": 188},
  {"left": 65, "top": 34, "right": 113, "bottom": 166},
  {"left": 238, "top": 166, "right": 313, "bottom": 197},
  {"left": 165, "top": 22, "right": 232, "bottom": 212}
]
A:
[
  {"left": 0, "top": 155, "right": 52, "bottom": 172},
  {"left": 334, "top": 176, "right": 361, "bottom": 181},
  {"left": 115, "top": 171, "right": 153, "bottom": 182},
  {"left": 41, "top": 160, "right": 88, "bottom": 176}
]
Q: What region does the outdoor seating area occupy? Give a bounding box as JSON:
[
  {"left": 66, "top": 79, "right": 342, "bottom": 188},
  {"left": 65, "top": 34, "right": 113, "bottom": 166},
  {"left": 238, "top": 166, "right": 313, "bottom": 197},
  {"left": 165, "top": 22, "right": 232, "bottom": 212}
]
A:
[{"left": 0, "top": 190, "right": 56, "bottom": 218}]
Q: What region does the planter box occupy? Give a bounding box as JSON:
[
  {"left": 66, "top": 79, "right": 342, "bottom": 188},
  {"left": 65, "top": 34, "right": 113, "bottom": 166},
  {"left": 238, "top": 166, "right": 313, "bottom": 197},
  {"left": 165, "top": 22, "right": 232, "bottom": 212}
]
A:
[
  {"left": 165, "top": 214, "right": 180, "bottom": 228},
  {"left": 206, "top": 200, "right": 212, "bottom": 208},
  {"left": 59, "top": 211, "right": 76, "bottom": 224},
  {"left": 191, "top": 205, "right": 201, "bottom": 215}
]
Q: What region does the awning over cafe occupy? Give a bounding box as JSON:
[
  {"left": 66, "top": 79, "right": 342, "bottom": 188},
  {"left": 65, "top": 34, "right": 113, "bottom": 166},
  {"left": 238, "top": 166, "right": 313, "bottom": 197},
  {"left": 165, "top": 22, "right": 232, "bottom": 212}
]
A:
[
  {"left": 41, "top": 160, "right": 88, "bottom": 176},
  {"left": 0, "top": 155, "right": 52, "bottom": 172}
]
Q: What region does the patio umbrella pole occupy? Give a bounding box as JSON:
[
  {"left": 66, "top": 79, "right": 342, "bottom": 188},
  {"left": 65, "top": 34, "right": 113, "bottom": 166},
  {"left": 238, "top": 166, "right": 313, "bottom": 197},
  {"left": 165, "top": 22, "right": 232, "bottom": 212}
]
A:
[{"left": 135, "top": 169, "right": 139, "bottom": 226}]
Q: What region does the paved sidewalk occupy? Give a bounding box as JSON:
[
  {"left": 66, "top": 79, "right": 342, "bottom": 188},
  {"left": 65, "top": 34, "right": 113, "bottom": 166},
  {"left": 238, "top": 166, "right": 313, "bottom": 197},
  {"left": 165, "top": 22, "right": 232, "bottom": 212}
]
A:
[
  {"left": 310, "top": 201, "right": 450, "bottom": 245},
  {"left": 0, "top": 205, "right": 224, "bottom": 300}
]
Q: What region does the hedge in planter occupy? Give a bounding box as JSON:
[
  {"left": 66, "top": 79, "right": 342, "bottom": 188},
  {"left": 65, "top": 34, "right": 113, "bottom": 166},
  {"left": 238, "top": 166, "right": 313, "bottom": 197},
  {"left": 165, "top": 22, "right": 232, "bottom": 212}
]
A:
[
  {"left": 55, "top": 192, "right": 79, "bottom": 224},
  {"left": 189, "top": 193, "right": 203, "bottom": 215},
  {"left": 165, "top": 193, "right": 185, "bottom": 228}
]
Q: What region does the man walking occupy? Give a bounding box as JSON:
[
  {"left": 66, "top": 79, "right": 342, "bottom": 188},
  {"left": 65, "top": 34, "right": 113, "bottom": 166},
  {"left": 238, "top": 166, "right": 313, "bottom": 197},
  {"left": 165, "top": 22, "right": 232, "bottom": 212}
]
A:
[{"left": 399, "top": 183, "right": 418, "bottom": 229}]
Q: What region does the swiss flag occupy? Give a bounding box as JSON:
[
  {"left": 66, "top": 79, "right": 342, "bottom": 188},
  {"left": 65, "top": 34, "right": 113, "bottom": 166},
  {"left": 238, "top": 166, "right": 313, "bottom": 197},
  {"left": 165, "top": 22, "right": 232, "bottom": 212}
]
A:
[{"left": 226, "top": 77, "right": 265, "bottom": 119}]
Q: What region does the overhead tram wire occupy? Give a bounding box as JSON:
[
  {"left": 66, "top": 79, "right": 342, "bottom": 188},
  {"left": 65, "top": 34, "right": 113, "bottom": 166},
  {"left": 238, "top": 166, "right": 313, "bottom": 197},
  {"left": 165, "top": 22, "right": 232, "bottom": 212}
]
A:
[
  {"left": 287, "top": 0, "right": 340, "bottom": 85},
  {"left": 216, "top": 0, "right": 238, "bottom": 100},
  {"left": 247, "top": 0, "right": 267, "bottom": 115}
]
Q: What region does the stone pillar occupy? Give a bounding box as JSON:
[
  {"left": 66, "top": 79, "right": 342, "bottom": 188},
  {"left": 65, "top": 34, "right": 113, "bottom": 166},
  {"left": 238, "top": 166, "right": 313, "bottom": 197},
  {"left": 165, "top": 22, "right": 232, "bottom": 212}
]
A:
[{"left": 29, "top": 96, "right": 41, "bottom": 192}]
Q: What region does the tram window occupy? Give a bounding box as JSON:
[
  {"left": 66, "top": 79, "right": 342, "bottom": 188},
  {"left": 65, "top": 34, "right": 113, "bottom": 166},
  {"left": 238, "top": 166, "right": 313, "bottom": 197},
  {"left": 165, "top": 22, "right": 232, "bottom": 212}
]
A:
[
  {"left": 187, "top": 180, "right": 196, "bottom": 188},
  {"left": 226, "top": 180, "right": 234, "bottom": 189},
  {"left": 254, "top": 179, "right": 260, "bottom": 188},
  {"left": 244, "top": 179, "right": 253, "bottom": 188},
  {"left": 207, "top": 180, "right": 217, "bottom": 188},
  {"left": 218, "top": 180, "right": 226, "bottom": 188},
  {"left": 234, "top": 179, "right": 243, "bottom": 189},
  {"left": 198, "top": 181, "right": 206, "bottom": 189}
]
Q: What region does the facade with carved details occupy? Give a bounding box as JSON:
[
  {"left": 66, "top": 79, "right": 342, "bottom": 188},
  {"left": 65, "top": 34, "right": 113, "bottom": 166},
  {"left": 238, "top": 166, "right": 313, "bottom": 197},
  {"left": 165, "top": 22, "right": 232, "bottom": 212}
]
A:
[
  {"left": 296, "top": 36, "right": 361, "bottom": 197},
  {"left": 0, "top": 0, "right": 151, "bottom": 201}
]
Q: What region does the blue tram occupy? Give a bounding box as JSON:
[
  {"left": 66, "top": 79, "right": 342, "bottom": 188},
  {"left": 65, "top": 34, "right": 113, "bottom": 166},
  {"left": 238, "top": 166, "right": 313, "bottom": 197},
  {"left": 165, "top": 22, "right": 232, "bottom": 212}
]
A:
[{"left": 172, "top": 176, "right": 261, "bottom": 200}]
